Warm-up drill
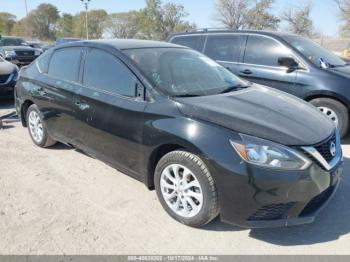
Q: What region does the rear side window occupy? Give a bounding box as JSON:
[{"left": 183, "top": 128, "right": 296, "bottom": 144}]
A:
[
  {"left": 171, "top": 35, "right": 204, "bottom": 51},
  {"left": 83, "top": 49, "right": 136, "bottom": 97},
  {"left": 48, "top": 48, "right": 82, "bottom": 82},
  {"left": 204, "top": 34, "right": 243, "bottom": 62},
  {"left": 36, "top": 50, "right": 52, "bottom": 73},
  {"left": 244, "top": 35, "right": 290, "bottom": 67}
]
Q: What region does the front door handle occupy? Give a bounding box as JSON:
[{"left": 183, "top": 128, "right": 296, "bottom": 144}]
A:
[
  {"left": 240, "top": 69, "right": 253, "bottom": 75},
  {"left": 75, "top": 100, "right": 90, "bottom": 110}
]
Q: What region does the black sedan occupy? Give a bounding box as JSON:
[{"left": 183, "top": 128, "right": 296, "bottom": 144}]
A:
[
  {"left": 0, "top": 56, "right": 18, "bottom": 96},
  {"left": 14, "top": 39, "right": 343, "bottom": 228}
]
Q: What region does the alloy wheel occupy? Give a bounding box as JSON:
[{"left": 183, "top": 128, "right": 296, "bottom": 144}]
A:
[
  {"left": 28, "top": 110, "right": 44, "bottom": 143},
  {"left": 160, "top": 164, "right": 203, "bottom": 218},
  {"left": 318, "top": 106, "right": 339, "bottom": 126}
]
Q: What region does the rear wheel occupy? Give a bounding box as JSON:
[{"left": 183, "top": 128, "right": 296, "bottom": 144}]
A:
[
  {"left": 155, "top": 151, "right": 219, "bottom": 227},
  {"left": 26, "top": 104, "right": 56, "bottom": 148},
  {"left": 310, "top": 98, "right": 349, "bottom": 137}
]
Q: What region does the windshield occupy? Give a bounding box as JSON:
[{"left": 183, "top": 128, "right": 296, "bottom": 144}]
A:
[
  {"left": 283, "top": 35, "right": 346, "bottom": 68},
  {"left": 124, "top": 48, "right": 247, "bottom": 96},
  {"left": 0, "top": 37, "right": 28, "bottom": 46}
]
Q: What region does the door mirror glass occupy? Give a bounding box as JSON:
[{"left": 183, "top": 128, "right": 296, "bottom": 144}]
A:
[{"left": 278, "top": 57, "right": 299, "bottom": 69}]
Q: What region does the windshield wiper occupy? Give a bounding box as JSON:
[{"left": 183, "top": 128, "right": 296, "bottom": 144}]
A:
[
  {"left": 329, "top": 63, "right": 349, "bottom": 68},
  {"left": 174, "top": 94, "right": 201, "bottom": 98},
  {"left": 220, "top": 84, "right": 250, "bottom": 94}
]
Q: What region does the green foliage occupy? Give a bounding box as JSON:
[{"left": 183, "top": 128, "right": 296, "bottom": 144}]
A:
[
  {"left": 0, "top": 12, "right": 16, "bottom": 35},
  {"left": 26, "top": 3, "right": 60, "bottom": 40},
  {"left": 4, "top": 0, "right": 194, "bottom": 41},
  {"left": 104, "top": 11, "right": 140, "bottom": 38},
  {"left": 57, "top": 13, "right": 74, "bottom": 37},
  {"left": 10, "top": 19, "right": 26, "bottom": 36},
  {"left": 73, "top": 9, "right": 108, "bottom": 39}
]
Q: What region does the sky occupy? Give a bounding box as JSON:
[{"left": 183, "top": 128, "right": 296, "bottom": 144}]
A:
[{"left": 0, "top": 0, "right": 341, "bottom": 37}]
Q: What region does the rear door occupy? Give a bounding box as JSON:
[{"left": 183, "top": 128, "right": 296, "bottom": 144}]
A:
[
  {"left": 239, "top": 34, "right": 299, "bottom": 96},
  {"left": 36, "top": 47, "right": 83, "bottom": 143},
  {"left": 203, "top": 34, "right": 245, "bottom": 74},
  {"left": 74, "top": 47, "right": 147, "bottom": 177}
]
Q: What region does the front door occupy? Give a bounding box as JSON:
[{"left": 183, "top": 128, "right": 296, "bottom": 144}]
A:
[{"left": 238, "top": 34, "right": 299, "bottom": 96}]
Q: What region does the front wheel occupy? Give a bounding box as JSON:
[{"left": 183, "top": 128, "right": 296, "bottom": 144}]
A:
[
  {"left": 310, "top": 98, "right": 349, "bottom": 138},
  {"left": 26, "top": 104, "right": 56, "bottom": 148},
  {"left": 155, "top": 151, "right": 219, "bottom": 227}
]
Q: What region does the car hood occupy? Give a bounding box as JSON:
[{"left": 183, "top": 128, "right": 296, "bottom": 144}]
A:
[
  {"left": 328, "top": 64, "right": 350, "bottom": 78},
  {"left": 1, "top": 46, "right": 35, "bottom": 51},
  {"left": 0, "top": 60, "right": 15, "bottom": 75},
  {"left": 175, "top": 85, "right": 334, "bottom": 146}
]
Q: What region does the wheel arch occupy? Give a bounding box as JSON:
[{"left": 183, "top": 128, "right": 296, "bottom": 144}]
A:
[
  {"left": 304, "top": 91, "right": 350, "bottom": 110},
  {"left": 20, "top": 99, "right": 34, "bottom": 127},
  {"left": 146, "top": 143, "right": 201, "bottom": 190}
]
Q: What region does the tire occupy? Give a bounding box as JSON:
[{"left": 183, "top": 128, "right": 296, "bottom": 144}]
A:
[
  {"left": 310, "top": 98, "right": 349, "bottom": 138},
  {"left": 26, "top": 104, "right": 56, "bottom": 148},
  {"left": 154, "top": 150, "right": 219, "bottom": 227}
]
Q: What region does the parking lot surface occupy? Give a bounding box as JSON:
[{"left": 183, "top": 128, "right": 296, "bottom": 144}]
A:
[{"left": 1, "top": 99, "right": 350, "bottom": 255}]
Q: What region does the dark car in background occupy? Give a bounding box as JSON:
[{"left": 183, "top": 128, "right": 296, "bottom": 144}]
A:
[
  {"left": 0, "top": 56, "right": 18, "bottom": 97},
  {"left": 167, "top": 29, "right": 350, "bottom": 137},
  {"left": 27, "top": 40, "right": 45, "bottom": 53},
  {"left": 15, "top": 39, "right": 342, "bottom": 228},
  {"left": 54, "top": 37, "right": 81, "bottom": 46},
  {"left": 42, "top": 38, "right": 82, "bottom": 52},
  {"left": 0, "top": 36, "right": 41, "bottom": 66}
]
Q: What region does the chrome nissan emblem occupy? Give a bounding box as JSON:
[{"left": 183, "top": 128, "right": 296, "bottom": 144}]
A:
[{"left": 330, "top": 141, "right": 336, "bottom": 157}]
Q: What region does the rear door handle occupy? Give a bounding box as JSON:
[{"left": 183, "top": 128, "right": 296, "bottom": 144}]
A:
[
  {"left": 75, "top": 100, "right": 90, "bottom": 110},
  {"left": 240, "top": 69, "right": 253, "bottom": 75}
]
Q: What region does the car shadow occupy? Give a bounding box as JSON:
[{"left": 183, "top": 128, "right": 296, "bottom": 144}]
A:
[
  {"left": 0, "top": 97, "right": 14, "bottom": 109},
  {"left": 203, "top": 157, "right": 350, "bottom": 245},
  {"left": 342, "top": 135, "right": 350, "bottom": 145},
  {"left": 46, "top": 143, "right": 72, "bottom": 150}
]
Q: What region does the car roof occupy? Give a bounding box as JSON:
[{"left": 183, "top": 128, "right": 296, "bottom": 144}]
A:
[
  {"left": 59, "top": 39, "right": 186, "bottom": 50},
  {"left": 168, "top": 29, "right": 299, "bottom": 39}
]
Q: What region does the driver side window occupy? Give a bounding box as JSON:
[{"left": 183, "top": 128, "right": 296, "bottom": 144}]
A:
[
  {"left": 244, "top": 35, "right": 290, "bottom": 67},
  {"left": 83, "top": 49, "right": 136, "bottom": 97}
]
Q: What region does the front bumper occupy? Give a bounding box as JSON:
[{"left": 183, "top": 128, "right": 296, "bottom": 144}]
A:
[
  {"left": 210, "top": 146, "right": 343, "bottom": 228},
  {"left": 6, "top": 55, "right": 38, "bottom": 66}
]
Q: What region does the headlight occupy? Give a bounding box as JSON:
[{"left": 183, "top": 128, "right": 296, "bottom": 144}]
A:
[
  {"left": 230, "top": 134, "right": 311, "bottom": 170},
  {"left": 4, "top": 50, "right": 16, "bottom": 57},
  {"left": 34, "top": 50, "right": 42, "bottom": 56}
]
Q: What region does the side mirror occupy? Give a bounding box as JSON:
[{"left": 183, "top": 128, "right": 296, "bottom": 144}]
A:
[{"left": 278, "top": 57, "right": 299, "bottom": 70}]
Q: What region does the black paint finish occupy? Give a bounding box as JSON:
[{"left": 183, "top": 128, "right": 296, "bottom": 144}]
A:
[{"left": 14, "top": 40, "right": 343, "bottom": 227}]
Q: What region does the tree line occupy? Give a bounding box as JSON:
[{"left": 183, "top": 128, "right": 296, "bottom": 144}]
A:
[
  {"left": 0, "top": 0, "right": 348, "bottom": 41},
  {"left": 0, "top": 0, "right": 195, "bottom": 41}
]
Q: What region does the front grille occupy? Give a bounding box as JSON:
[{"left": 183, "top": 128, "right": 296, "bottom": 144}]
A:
[
  {"left": 15, "top": 50, "right": 35, "bottom": 56},
  {"left": 314, "top": 133, "right": 336, "bottom": 162},
  {"left": 0, "top": 74, "right": 10, "bottom": 84},
  {"left": 248, "top": 202, "right": 296, "bottom": 221},
  {"left": 300, "top": 186, "right": 335, "bottom": 217}
]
